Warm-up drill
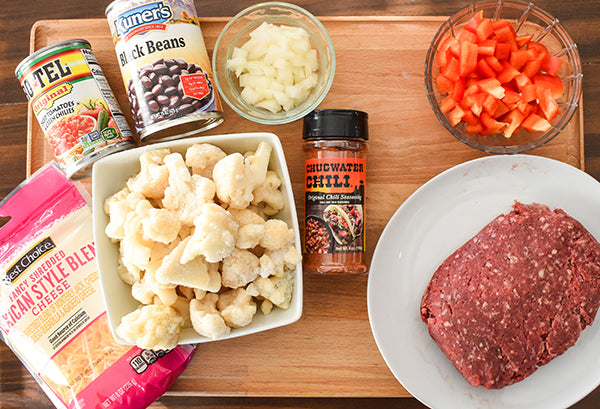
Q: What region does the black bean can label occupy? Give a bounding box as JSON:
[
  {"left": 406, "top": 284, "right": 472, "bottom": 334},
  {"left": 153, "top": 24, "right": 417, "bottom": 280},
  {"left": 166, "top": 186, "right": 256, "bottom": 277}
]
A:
[
  {"left": 304, "top": 157, "right": 366, "bottom": 254},
  {"left": 106, "top": 0, "right": 223, "bottom": 142}
]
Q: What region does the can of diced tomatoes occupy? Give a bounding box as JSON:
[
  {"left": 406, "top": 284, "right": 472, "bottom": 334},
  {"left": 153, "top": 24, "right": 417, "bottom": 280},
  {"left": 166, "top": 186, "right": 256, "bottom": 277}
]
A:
[
  {"left": 105, "top": 0, "right": 224, "bottom": 143},
  {"left": 15, "top": 39, "right": 136, "bottom": 179}
]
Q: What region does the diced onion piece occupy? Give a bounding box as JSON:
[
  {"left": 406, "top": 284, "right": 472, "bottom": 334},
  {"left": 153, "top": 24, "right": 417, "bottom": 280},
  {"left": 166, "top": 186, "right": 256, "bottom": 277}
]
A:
[
  {"left": 240, "top": 87, "right": 261, "bottom": 106},
  {"left": 226, "top": 22, "right": 319, "bottom": 113},
  {"left": 256, "top": 99, "right": 282, "bottom": 113}
]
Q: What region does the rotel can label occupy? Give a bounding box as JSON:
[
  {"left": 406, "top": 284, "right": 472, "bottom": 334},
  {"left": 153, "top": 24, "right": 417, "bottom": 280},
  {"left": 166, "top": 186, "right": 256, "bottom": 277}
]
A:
[
  {"left": 106, "top": 0, "right": 224, "bottom": 142},
  {"left": 15, "top": 39, "right": 135, "bottom": 179}
]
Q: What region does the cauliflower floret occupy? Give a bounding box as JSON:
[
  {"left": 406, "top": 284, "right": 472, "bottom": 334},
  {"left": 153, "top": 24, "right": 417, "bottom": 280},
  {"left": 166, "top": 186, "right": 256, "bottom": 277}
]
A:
[
  {"left": 185, "top": 143, "right": 227, "bottom": 178},
  {"left": 146, "top": 239, "right": 180, "bottom": 274},
  {"left": 116, "top": 257, "right": 142, "bottom": 285},
  {"left": 104, "top": 185, "right": 130, "bottom": 215},
  {"left": 117, "top": 304, "right": 184, "bottom": 350},
  {"left": 284, "top": 245, "right": 302, "bottom": 269},
  {"left": 247, "top": 271, "right": 294, "bottom": 309},
  {"left": 258, "top": 253, "right": 276, "bottom": 278},
  {"left": 156, "top": 237, "right": 221, "bottom": 292},
  {"left": 246, "top": 204, "right": 269, "bottom": 220},
  {"left": 132, "top": 270, "right": 178, "bottom": 306},
  {"left": 131, "top": 241, "right": 179, "bottom": 306},
  {"left": 142, "top": 207, "right": 181, "bottom": 244},
  {"left": 259, "top": 219, "right": 294, "bottom": 250},
  {"left": 189, "top": 294, "right": 230, "bottom": 339},
  {"left": 181, "top": 203, "right": 239, "bottom": 263},
  {"left": 221, "top": 248, "right": 261, "bottom": 288},
  {"left": 105, "top": 190, "right": 144, "bottom": 241},
  {"left": 120, "top": 199, "right": 155, "bottom": 269},
  {"left": 131, "top": 277, "right": 155, "bottom": 305},
  {"left": 212, "top": 142, "right": 272, "bottom": 209},
  {"left": 217, "top": 288, "right": 257, "bottom": 328},
  {"left": 169, "top": 296, "right": 192, "bottom": 328},
  {"left": 178, "top": 286, "right": 194, "bottom": 300},
  {"left": 260, "top": 299, "right": 274, "bottom": 315},
  {"left": 259, "top": 245, "right": 302, "bottom": 278},
  {"left": 193, "top": 288, "right": 207, "bottom": 300},
  {"left": 228, "top": 208, "right": 266, "bottom": 226},
  {"left": 251, "top": 170, "right": 285, "bottom": 215},
  {"left": 162, "top": 153, "right": 191, "bottom": 209},
  {"left": 236, "top": 223, "right": 265, "bottom": 249},
  {"left": 127, "top": 149, "right": 170, "bottom": 199},
  {"left": 162, "top": 153, "right": 216, "bottom": 225}
]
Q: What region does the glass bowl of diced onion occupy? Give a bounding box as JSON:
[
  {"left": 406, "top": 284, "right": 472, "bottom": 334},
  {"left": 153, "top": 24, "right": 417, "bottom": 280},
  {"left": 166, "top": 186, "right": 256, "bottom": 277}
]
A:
[
  {"left": 424, "top": 0, "right": 582, "bottom": 154},
  {"left": 212, "top": 2, "right": 335, "bottom": 125}
]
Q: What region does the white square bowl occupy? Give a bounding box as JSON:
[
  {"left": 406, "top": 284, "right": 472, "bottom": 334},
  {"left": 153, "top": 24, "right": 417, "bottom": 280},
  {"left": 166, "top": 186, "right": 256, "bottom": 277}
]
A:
[{"left": 92, "top": 132, "right": 303, "bottom": 345}]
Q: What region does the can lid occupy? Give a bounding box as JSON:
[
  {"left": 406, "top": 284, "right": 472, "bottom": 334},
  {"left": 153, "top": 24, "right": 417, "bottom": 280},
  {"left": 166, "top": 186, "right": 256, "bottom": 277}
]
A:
[
  {"left": 303, "top": 109, "right": 368, "bottom": 141},
  {"left": 15, "top": 39, "right": 91, "bottom": 79}
]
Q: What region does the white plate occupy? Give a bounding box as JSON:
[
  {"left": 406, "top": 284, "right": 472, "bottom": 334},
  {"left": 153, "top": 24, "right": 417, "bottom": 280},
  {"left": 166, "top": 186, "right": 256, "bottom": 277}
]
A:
[
  {"left": 367, "top": 154, "right": 600, "bottom": 409},
  {"left": 92, "top": 132, "right": 302, "bottom": 345}
]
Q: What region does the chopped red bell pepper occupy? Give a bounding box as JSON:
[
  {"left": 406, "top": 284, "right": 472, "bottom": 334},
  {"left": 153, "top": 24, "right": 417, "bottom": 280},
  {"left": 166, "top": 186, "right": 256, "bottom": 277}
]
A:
[
  {"left": 434, "top": 11, "right": 565, "bottom": 138},
  {"left": 459, "top": 41, "right": 479, "bottom": 76},
  {"left": 522, "top": 112, "right": 552, "bottom": 132}
]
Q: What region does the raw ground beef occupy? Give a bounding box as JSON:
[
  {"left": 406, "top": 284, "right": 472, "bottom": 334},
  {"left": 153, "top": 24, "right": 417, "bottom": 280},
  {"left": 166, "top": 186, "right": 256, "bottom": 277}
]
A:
[{"left": 420, "top": 202, "right": 600, "bottom": 389}]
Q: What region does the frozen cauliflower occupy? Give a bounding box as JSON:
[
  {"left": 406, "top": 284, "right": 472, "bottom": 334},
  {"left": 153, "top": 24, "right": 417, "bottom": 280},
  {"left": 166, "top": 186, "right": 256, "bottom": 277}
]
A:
[
  {"left": 185, "top": 143, "right": 227, "bottom": 178},
  {"left": 162, "top": 153, "right": 216, "bottom": 225},
  {"left": 120, "top": 200, "right": 154, "bottom": 270},
  {"left": 132, "top": 268, "right": 177, "bottom": 307},
  {"left": 228, "top": 208, "right": 266, "bottom": 226},
  {"left": 181, "top": 203, "right": 239, "bottom": 263},
  {"left": 190, "top": 294, "right": 230, "bottom": 340},
  {"left": 252, "top": 170, "right": 285, "bottom": 215},
  {"left": 221, "top": 248, "right": 261, "bottom": 288},
  {"left": 212, "top": 141, "right": 272, "bottom": 209},
  {"left": 104, "top": 185, "right": 130, "bottom": 215},
  {"left": 260, "top": 219, "right": 295, "bottom": 250},
  {"left": 260, "top": 245, "right": 302, "bottom": 278},
  {"left": 142, "top": 207, "right": 181, "bottom": 244},
  {"left": 105, "top": 141, "right": 299, "bottom": 346},
  {"left": 236, "top": 223, "right": 265, "bottom": 249},
  {"left": 126, "top": 148, "right": 170, "bottom": 199},
  {"left": 105, "top": 189, "right": 143, "bottom": 241},
  {"left": 132, "top": 241, "right": 179, "bottom": 306},
  {"left": 247, "top": 271, "right": 294, "bottom": 309},
  {"left": 117, "top": 304, "right": 184, "bottom": 350},
  {"left": 260, "top": 299, "right": 274, "bottom": 315},
  {"left": 169, "top": 296, "right": 193, "bottom": 328},
  {"left": 116, "top": 257, "right": 141, "bottom": 286},
  {"left": 156, "top": 237, "right": 221, "bottom": 292},
  {"left": 217, "top": 288, "right": 257, "bottom": 328}
]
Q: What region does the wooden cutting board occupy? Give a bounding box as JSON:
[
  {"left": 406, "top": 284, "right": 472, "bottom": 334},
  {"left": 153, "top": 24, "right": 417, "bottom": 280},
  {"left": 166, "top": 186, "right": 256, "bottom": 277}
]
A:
[{"left": 26, "top": 17, "right": 584, "bottom": 398}]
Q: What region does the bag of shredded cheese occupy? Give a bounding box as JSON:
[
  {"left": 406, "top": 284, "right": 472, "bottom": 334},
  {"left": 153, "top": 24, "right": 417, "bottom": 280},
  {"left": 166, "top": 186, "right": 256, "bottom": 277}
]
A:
[{"left": 0, "top": 162, "right": 195, "bottom": 409}]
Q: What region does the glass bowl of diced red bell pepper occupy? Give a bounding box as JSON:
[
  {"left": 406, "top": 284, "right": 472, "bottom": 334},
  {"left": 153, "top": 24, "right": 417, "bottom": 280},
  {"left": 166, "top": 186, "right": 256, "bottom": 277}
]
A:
[{"left": 425, "top": 0, "right": 582, "bottom": 154}]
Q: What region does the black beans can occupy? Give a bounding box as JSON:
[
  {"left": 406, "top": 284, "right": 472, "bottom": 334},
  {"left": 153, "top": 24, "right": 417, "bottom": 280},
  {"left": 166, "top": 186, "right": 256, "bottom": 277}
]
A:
[{"left": 106, "top": 0, "right": 223, "bottom": 143}]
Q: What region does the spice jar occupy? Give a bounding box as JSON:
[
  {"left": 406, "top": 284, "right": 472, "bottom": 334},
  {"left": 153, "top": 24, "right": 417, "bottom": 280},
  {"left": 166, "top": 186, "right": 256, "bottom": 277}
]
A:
[{"left": 302, "top": 109, "right": 368, "bottom": 274}]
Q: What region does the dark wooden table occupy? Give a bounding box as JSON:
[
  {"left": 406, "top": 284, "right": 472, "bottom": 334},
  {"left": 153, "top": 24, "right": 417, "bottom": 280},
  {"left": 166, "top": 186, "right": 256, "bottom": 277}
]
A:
[{"left": 1, "top": 1, "right": 599, "bottom": 408}]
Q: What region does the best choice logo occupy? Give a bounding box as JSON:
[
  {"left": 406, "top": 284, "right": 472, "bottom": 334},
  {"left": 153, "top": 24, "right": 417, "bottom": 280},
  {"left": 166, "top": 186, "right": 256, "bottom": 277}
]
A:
[
  {"left": 114, "top": 2, "right": 173, "bottom": 38},
  {"left": 3, "top": 237, "right": 56, "bottom": 284}
]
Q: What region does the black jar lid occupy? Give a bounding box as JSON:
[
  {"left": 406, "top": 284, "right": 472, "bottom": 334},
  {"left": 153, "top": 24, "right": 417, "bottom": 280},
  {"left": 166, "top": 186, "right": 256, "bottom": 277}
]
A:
[{"left": 303, "top": 109, "right": 368, "bottom": 141}]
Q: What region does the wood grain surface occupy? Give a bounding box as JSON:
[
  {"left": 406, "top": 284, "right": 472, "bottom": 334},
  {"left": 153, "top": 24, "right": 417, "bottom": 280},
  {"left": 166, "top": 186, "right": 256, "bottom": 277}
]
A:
[{"left": 2, "top": 1, "right": 600, "bottom": 409}]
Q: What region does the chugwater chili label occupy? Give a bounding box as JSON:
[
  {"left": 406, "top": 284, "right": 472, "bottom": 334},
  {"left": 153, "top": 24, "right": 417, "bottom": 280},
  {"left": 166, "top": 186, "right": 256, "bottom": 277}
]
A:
[{"left": 304, "top": 157, "right": 366, "bottom": 253}]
